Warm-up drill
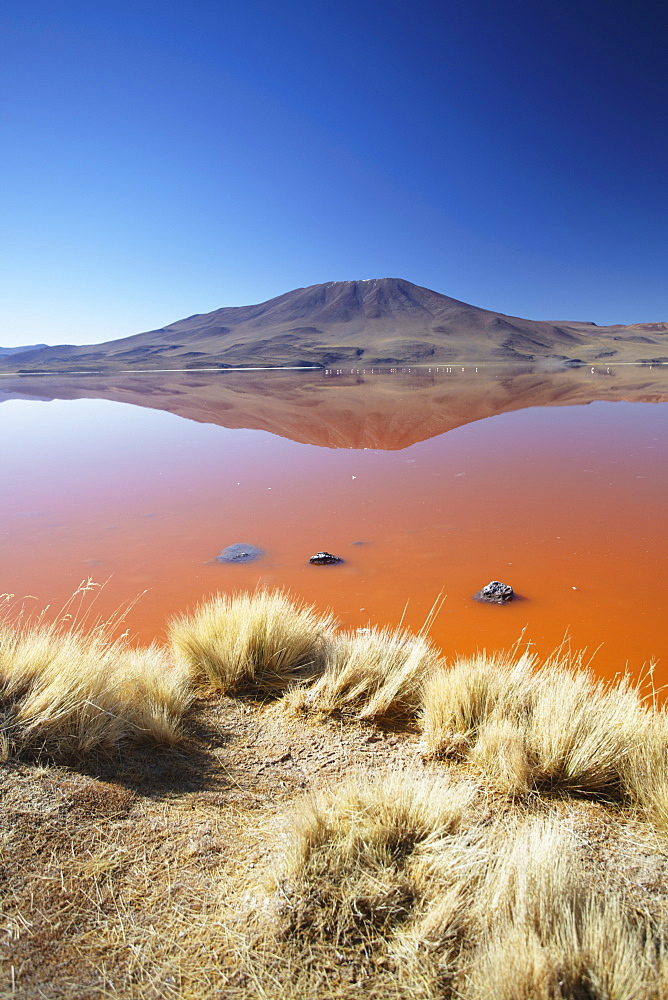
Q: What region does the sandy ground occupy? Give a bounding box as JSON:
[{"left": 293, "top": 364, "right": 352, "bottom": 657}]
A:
[{"left": 2, "top": 693, "right": 668, "bottom": 999}]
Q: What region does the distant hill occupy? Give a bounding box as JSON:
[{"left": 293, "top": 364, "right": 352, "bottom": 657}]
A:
[
  {"left": 2, "top": 279, "right": 667, "bottom": 371},
  {"left": 0, "top": 343, "right": 47, "bottom": 356}
]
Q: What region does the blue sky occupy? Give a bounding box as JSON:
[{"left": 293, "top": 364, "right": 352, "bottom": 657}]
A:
[{"left": 2, "top": 0, "right": 667, "bottom": 346}]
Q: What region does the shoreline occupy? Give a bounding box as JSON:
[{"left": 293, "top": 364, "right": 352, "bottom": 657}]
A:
[{"left": 2, "top": 358, "right": 667, "bottom": 377}]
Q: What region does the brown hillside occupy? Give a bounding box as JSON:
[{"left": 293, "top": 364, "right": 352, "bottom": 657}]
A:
[{"left": 3, "top": 278, "right": 668, "bottom": 372}]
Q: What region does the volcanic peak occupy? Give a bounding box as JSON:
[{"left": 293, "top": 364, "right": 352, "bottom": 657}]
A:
[{"left": 174, "top": 278, "right": 472, "bottom": 333}]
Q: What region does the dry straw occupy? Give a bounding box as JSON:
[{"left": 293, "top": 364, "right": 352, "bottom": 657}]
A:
[
  {"left": 270, "top": 768, "right": 482, "bottom": 960},
  {"left": 419, "top": 648, "right": 668, "bottom": 812},
  {"left": 290, "top": 624, "right": 444, "bottom": 719},
  {"left": 238, "top": 771, "right": 668, "bottom": 999},
  {"left": 169, "top": 588, "right": 335, "bottom": 694},
  {"left": 0, "top": 586, "right": 191, "bottom": 760},
  {"left": 465, "top": 817, "right": 664, "bottom": 1000}
]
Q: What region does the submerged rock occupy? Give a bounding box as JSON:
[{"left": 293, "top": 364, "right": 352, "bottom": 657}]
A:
[
  {"left": 217, "top": 543, "right": 263, "bottom": 564},
  {"left": 309, "top": 551, "right": 343, "bottom": 565},
  {"left": 473, "top": 580, "right": 514, "bottom": 604}
]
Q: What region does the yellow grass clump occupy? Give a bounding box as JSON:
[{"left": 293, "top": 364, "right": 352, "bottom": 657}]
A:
[
  {"left": 288, "top": 625, "right": 444, "bottom": 719},
  {"left": 169, "top": 589, "right": 335, "bottom": 694},
  {"left": 420, "top": 650, "right": 667, "bottom": 808},
  {"left": 239, "top": 774, "right": 667, "bottom": 999},
  {"left": 0, "top": 623, "right": 191, "bottom": 760},
  {"left": 622, "top": 709, "right": 668, "bottom": 827},
  {"left": 283, "top": 768, "right": 478, "bottom": 876},
  {"left": 114, "top": 645, "right": 193, "bottom": 745},
  {"left": 419, "top": 650, "right": 536, "bottom": 759},
  {"left": 465, "top": 817, "right": 664, "bottom": 1000},
  {"left": 268, "top": 769, "right": 482, "bottom": 961}
]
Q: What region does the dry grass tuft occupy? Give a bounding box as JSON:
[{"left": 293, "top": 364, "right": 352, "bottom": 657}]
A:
[
  {"left": 238, "top": 777, "right": 668, "bottom": 1000},
  {"left": 468, "top": 717, "right": 532, "bottom": 797},
  {"left": 115, "top": 644, "right": 193, "bottom": 745},
  {"left": 623, "top": 710, "right": 668, "bottom": 828},
  {"left": 169, "top": 589, "right": 335, "bottom": 694},
  {"left": 289, "top": 625, "right": 443, "bottom": 719},
  {"left": 466, "top": 817, "right": 664, "bottom": 999},
  {"left": 419, "top": 650, "right": 536, "bottom": 760},
  {"left": 0, "top": 624, "right": 191, "bottom": 760},
  {"left": 233, "top": 769, "right": 484, "bottom": 997},
  {"left": 281, "top": 768, "right": 478, "bottom": 879},
  {"left": 420, "top": 651, "right": 664, "bottom": 808},
  {"left": 466, "top": 899, "right": 662, "bottom": 1000},
  {"left": 275, "top": 768, "right": 481, "bottom": 954},
  {"left": 526, "top": 664, "right": 650, "bottom": 798}
]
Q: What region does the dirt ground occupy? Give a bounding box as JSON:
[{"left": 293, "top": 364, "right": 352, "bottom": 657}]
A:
[{"left": 2, "top": 694, "right": 668, "bottom": 999}]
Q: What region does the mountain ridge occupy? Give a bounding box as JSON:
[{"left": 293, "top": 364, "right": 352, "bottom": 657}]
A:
[
  {"left": 0, "top": 343, "right": 48, "bottom": 357},
  {"left": 3, "top": 278, "right": 667, "bottom": 371}
]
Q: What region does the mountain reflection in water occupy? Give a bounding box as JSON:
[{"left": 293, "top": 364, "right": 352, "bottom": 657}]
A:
[
  {"left": 1, "top": 364, "right": 666, "bottom": 450},
  {"left": 1, "top": 365, "right": 666, "bottom": 688}
]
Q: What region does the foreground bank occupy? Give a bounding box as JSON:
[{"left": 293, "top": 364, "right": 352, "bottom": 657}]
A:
[{"left": 2, "top": 589, "right": 667, "bottom": 998}]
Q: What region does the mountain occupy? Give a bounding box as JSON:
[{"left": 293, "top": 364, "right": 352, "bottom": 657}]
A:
[
  {"left": 2, "top": 279, "right": 667, "bottom": 372},
  {"left": 1, "top": 365, "right": 665, "bottom": 450},
  {"left": 0, "top": 343, "right": 48, "bottom": 356}
]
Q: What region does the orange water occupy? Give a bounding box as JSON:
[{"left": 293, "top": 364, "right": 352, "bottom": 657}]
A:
[{"left": 1, "top": 384, "right": 666, "bottom": 686}]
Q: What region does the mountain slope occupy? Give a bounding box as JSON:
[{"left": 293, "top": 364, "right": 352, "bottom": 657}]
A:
[
  {"left": 3, "top": 279, "right": 668, "bottom": 371},
  {"left": 0, "top": 343, "right": 47, "bottom": 356}
]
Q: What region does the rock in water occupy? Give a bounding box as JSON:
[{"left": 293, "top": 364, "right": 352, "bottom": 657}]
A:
[
  {"left": 217, "top": 543, "right": 263, "bottom": 564},
  {"left": 473, "top": 580, "right": 514, "bottom": 604},
  {"left": 309, "top": 551, "right": 343, "bottom": 565}
]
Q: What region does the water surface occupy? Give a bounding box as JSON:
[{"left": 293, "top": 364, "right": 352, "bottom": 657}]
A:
[{"left": 1, "top": 366, "right": 666, "bottom": 686}]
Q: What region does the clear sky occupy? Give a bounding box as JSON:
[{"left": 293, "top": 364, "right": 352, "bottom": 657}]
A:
[{"left": 2, "top": 0, "right": 667, "bottom": 346}]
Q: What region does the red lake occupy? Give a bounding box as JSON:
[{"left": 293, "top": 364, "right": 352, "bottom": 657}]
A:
[{"left": 1, "top": 366, "right": 666, "bottom": 689}]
